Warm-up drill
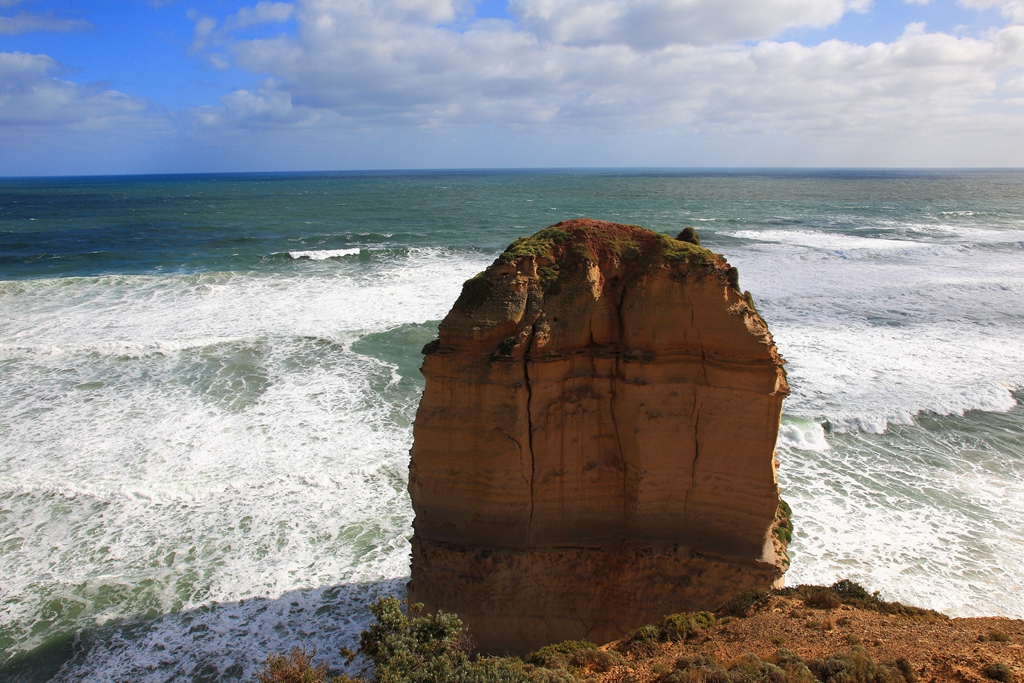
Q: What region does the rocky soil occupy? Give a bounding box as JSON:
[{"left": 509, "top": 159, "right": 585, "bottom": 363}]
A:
[{"left": 595, "top": 594, "right": 1023, "bottom": 683}]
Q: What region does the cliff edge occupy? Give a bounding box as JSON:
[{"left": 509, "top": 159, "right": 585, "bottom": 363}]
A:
[{"left": 408, "top": 219, "right": 790, "bottom": 654}]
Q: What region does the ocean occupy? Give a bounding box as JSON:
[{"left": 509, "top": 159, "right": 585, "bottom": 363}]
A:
[{"left": 1, "top": 169, "right": 1022, "bottom": 682}]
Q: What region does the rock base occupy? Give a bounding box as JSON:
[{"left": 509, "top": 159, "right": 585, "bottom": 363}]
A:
[{"left": 407, "top": 536, "right": 785, "bottom": 655}]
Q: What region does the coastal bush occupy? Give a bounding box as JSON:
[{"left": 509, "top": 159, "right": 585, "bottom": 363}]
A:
[
  {"left": 808, "top": 646, "right": 914, "bottom": 682},
  {"left": 788, "top": 581, "right": 946, "bottom": 621},
  {"left": 328, "top": 597, "right": 582, "bottom": 683},
  {"left": 528, "top": 640, "right": 597, "bottom": 668},
  {"left": 497, "top": 228, "right": 571, "bottom": 265},
  {"left": 620, "top": 611, "right": 715, "bottom": 652},
  {"left": 718, "top": 589, "right": 772, "bottom": 618},
  {"left": 726, "top": 267, "right": 740, "bottom": 290},
  {"left": 728, "top": 654, "right": 788, "bottom": 683},
  {"left": 660, "top": 654, "right": 729, "bottom": 683},
  {"left": 830, "top": 580, "right": 868, "bottom": 601},
  {"left": 455, "top": 273, "right": 492, "bottom": 311},
  {"left": 256, "top": 647, "right": 335, "bottom": 683},
  {"left": 351, "top": 597, "right": 471, "bottom": 683},
  {"left": 772, "top": 648, "right": 817, "bottom": 681},
  {"left": 744, "top": 291, "right": 760, "bottom": 315},
  {"left": 677, "top": 228, "right": 701, "bottom": 246},
  {"left": 984, "top": 662, "right": 1014, "bottom": 682},
  {"left": 661, "top": 650, "right": 820, "bottom": 683},
  {"left": 566, "top": 647, "right": 623, "bottom": 674},
  {"left": 662, "top": 612, "right": 715, "bottom": 641},
  {"left": 894, "top": 658, "right": 918, "bottom": 683},
  {"left": 623, "top": 624, "right": 663, "bottom": 654},
  {"left": 773, "top": 500, "right": 795, "bottom": 546},
  {"left": 802, "top": 587, "right": 841, "bottom": 610}
]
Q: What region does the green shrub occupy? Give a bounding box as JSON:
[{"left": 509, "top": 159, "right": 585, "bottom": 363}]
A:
[
  {"left": 663, "top": 649, "right": 915, "bottom": 683},
  {"left": 803, "top": 587, "right": 841, "bottom": 610},
  {"left": 677, "top": 228, "right": 701, "bottom": 246},
  {"left": 989, "top": 631, "right": 1011, "bottom": 643},
  {"left": 568, "top": 648, "right": 623, "bottom": 673},
  {"left": 337, "top": 597, "right": 581, "bottom": 683},
  {"left": 895, "top": 658, "right": 918, "bottom": 683},
  {"left": 441, "top": 657, "right": 575, "bottom": 683},
  {"left": 662, "top": 612, "right": 714, "bottom": 641},
  {"left": 256, "top": 647, "right": 334, "bottom": 683},
  {"left": 665, "top": 651, "right": 818, "bottom": 683},
  {"left": 726, "top": 267, "right": 740, "bottom": 290},
  {"left": 744, "top": 291, "right": 759, "bottom": 314},
  {"left": 454, "top": 273, "right": 492, "bottom": 311},
  {"left": 352, "top": 597, "right": 470, "bottom": 683},
  {"left": 809, "top": 646, "right": 914, "bottom": 682},
  {"left": 718, "top": 589, "right": 771, "bottom": 618},
  {"left": 625, "top": 624, "right": 662, "bottom": 644},
  {"left": 786, "top": 581, "right": 947, "bottom": 621},
  {"left": 771, "top": 648, "right": 817, "bottom": 683},
  {"left": 659, "top": 655, "right": 729, "bottom": 683},
  {"left": 621, "top": 610, "right": 716, "bottom": 652},
  {"left": 728, "top": 654, "right": 787, "bottom": 683},
  {"left": 831, "top": 580, "right": 869, "bottom": 601},
  {"left": 528, "top": 640, "right": 596, "bottom": 668},
  {"left": 984, "top": 663, "right": 1014, "bottom": 683}
]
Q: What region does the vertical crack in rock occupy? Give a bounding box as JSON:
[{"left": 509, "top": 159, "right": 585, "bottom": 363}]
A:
[
  {"left": 685, "top": 396, "right": 703, "bottom": 523},
  {"left": 523, "top": 322, "right": 537, "bottom": 550},
  {"left": 681, "top": 283, "right": 707, "bottom": 523},
  {"left": 612, "top": 278, "right": 632, "bottom": 535}
]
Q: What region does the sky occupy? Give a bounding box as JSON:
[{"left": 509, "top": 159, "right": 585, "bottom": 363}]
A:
[{"left": 1, "top": 0, "right": 1023, "bottom": 175}]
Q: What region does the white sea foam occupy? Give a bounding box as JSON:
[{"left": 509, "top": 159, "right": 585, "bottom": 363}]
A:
[
  {"left": 0, "top": 337, "right": 241, "bottom": 358},
  {"left": 729, "top": 222, "right": 1024, "bottom": 619},
  {"left": 729, "top": 224, "right": 1024, "bottom": 433},
  {"left": 0, "top": 247, "right": 492, "bottom": 680},
  {"left": 287, "top": 248, "right": 360, "bottom": 260},
  {"left": 778, "top": 419, "right": 1024, "bottom": 618},
  {"left": 726, "top": 229, "right": 925, "bottom": 253},
  {"left": 726, "top": 225, "right": 1024, "bottom": 253},
  {"left": 777, "top": 418, "right": 830, "bottom": 452}
]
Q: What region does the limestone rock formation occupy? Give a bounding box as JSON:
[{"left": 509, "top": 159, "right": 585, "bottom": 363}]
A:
[{"left": 408, "top": 219, "right": 790, "bottom": 654}]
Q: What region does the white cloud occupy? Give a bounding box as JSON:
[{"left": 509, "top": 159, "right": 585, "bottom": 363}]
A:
[
  {"left": 960, "top": 0, "right": 1024, "bottom": 23},
  {"left": 187, "top": 3, "right": 297, "bottom": 68},
  {"left": 229, "top": 1, "right": 295, "bottom": 29},
  {"left": 0, "top": 10, "right": 94, "bottom": 34},
  {"left": 187, "top": 12, "right": 218, "bottom": 54},
  {"left": 195, "top": 0, "right": 1024, "bottom": 146},
  {"left": 508, "top": 0, "right": 872, "bottom": 49},
  {"left": 192, "top": 79, "right": 321, "bottom": 127},
  {"left": 0, "top": 51, "right": 154, "bottom": 127}
]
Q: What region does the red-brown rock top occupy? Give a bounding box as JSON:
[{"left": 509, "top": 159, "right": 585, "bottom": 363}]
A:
[{"left": 408, "top": 219, "right": 790, "bottom": 653}]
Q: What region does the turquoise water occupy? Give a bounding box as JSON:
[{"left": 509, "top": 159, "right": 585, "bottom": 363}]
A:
[{"left": 1, "top": 170, "right": 1023, "bottom": 681}]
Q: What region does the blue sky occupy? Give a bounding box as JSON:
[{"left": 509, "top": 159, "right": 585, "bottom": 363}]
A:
[{"left": 2, "top": 0, "right": 1024, "bottom": 175}]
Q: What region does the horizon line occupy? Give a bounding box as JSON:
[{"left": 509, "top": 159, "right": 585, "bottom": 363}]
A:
[{"left": 3, "top": 166, "right": 1024, "bottom": 182}]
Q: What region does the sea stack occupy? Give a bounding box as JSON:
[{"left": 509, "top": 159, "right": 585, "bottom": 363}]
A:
[{"left": 408, "top": 219, "right": 790, "bottom": 654}]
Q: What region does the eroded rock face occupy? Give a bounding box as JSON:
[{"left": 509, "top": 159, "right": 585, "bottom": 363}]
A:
[{"left": 408, "top": 219, "right": 790, "bottom": 654}]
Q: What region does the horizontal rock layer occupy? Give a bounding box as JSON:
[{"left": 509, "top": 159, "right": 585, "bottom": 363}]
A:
[{"left": 408, "top": 538, "right": 785, "bottom": 654}]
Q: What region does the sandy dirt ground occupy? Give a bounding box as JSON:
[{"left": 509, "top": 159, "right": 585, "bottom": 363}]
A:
[{"left": 596, "top": 595, "right": 1023, "bottom": 683}]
